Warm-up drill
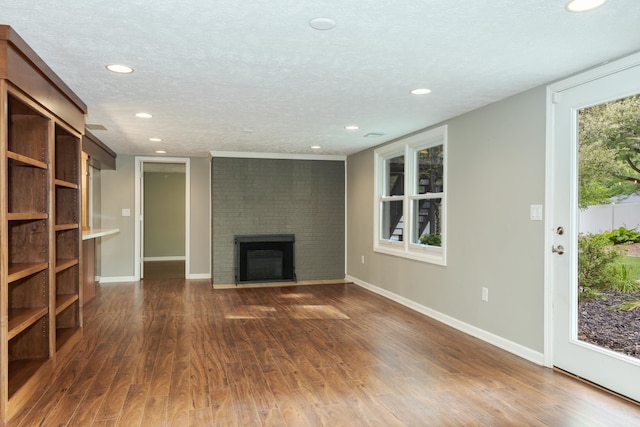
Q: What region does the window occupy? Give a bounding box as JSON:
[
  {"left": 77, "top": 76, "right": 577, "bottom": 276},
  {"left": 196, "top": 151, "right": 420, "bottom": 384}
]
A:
[{"left": 374, "top": 125, "right": 447, "bottom": 265}]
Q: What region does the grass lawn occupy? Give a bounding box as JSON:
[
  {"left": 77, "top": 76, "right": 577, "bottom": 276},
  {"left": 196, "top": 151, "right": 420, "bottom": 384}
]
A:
[{"left": 621, "top": 255, "right": 640, "bottom": 282}]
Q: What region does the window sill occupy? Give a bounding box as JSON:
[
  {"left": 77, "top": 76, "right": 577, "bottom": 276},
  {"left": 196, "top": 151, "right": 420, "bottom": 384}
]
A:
[{"left": 374, "top": 243, "right": 446, "bottom": 266}]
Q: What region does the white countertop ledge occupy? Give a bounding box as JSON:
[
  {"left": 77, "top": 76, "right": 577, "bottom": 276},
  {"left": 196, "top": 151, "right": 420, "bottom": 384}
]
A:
[{"left": 82, "top": 228, "right": 120, "bottom": 240}]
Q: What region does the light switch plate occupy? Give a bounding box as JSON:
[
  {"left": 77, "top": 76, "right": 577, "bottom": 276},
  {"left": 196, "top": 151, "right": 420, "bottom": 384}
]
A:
[
  {"left": 122, "top": 208, "right": 131, "bottom": 217},
  {"left": 530, "top": 204, "right": 543, "bottom": 221}
]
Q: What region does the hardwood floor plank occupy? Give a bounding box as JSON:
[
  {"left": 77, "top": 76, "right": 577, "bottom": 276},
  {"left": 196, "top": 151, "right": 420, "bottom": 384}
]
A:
[
  {"left": 166, "top": 360, "right": 191, "bottom": 426},
  {"left": 209, "top": 387, "right": 234, "bottom": 422},
  {"left": 118, "top": 383, "right": 150, "bottom": 427},
  {"left": 148, "top": 342, "right": 175, "bottom": 397},
  {"left": 6, "top": 280, "right": 640, "bottom": 426},
  {"left": 66, "top": 394, "right": 106, "bottom": 426},
  {"left": 189, "top": 342, "right": 211, "bottom": 410},
  {"left": 228, "top": 378, "right": 261, "bottom": 425},
  {"left": 41, "top": 393, "right": 83, "bottom": 426},
  {"left": 140, "top": 394, "right": 167, "bottom": 427},
  {"left": 188, "top": 407, "right": 213, "bottom": 427},
  {"left": 94, "top": 355, "right": 142, "bottom": 421}
]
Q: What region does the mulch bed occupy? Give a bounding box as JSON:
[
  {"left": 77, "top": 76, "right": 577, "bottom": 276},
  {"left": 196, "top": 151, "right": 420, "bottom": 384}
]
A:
[{"left": 578, "top": 291, "right": 640, "bottom": 359}]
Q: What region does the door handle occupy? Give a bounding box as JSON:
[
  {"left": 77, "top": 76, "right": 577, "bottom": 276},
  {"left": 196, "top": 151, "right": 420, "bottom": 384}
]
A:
[{"left": 552, "top": 245, "right": 565, "bottom": 255}]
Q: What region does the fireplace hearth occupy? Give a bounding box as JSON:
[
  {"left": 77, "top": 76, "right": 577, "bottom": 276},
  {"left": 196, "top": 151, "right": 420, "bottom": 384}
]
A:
[{"left": 234, "top": 234, "right": 296, "bottom": 284}]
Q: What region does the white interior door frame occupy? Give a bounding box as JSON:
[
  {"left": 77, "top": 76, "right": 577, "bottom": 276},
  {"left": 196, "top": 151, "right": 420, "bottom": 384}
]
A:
[
  {"left": 134, "top": 156, "right": 191, "bottom": 281},
  {"left": 544, "top": 52, "right": 640, "bottom": 367}
]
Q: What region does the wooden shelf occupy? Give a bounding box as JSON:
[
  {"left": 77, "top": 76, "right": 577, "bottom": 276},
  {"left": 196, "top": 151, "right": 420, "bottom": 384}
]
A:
[
  {"left": 55, "top": 328, "right": 80, "bottom": 353},
  {"left": 54, "top": 179, "right": 78, "bottom": 189},
  {"left": 7, "top": 307, "right": 48, "bottom": 340},
  {"left": 7, "top": 212, "right": 48, "bottom": 221},
  {"left": 55, "top": 294, "right": 78, "bottom": 315},
  {"left": 7, "top": 263, "right": 48, "bottom": 283},
  {"left": 55, "top": 259, "right": 78, "bottom": 273},
  {"left": 55, "top": 223, "right": 79, "bottom": 232},
  {"left": 7, "top": 359, "right": 49, "bottom": 400},
  {"left": 7, "top": 151, "right": 47, "bottom": 169},
  {"left": 54, "top": 224, "right": 80, "bottom": 231}
]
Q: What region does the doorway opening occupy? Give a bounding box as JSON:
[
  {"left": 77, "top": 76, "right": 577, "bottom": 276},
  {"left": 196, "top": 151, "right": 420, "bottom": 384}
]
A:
[{"left": 134, "top": 157, "right": 190, "bottom": 281}]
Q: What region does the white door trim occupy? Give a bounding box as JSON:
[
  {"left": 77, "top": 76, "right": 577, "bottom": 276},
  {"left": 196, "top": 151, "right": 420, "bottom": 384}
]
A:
[
  {"left": 544, "top": 51, "right": 640, "bottom": 367},
  {"left": 134, "top": 156, "right": 190, "bottom": 281}
]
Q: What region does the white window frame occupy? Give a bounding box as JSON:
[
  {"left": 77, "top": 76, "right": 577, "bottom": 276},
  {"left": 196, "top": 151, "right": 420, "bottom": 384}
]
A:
[{"left": 373, "top": 125, "right": 447, "bottom": 265}]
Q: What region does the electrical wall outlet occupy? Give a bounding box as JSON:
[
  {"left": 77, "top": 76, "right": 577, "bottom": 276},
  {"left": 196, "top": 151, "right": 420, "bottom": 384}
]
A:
[
  {"left": 361, "top": 255, "right": 365, "bottom": 264},
  {"left": 482, "top": 287, "right": 489, "bottom": 302}
]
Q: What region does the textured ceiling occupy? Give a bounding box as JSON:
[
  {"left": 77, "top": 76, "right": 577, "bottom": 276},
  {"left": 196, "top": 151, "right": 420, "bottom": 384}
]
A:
[{"left": 2, "top": 1, "right": 640, "bottom": 157}]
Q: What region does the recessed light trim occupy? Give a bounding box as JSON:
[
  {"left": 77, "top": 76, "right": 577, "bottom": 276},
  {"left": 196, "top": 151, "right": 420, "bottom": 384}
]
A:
[
  {"left": 155, "top": 150, "right": 167, "bottom": 154},
  {"left": 309, "top": 17, "right": 336, "bottom": 31},
  {"left": 149, "top": 137, "right": 162, "bottom": 142},
  {"left": 411, "top": 88, "right": 432, "bottom": 95},
  {"left": 136, "top": 112, "right": 152, "bottom": 118},
  {"left": 310, "top": 145, "right": 322, "bottom": 150},
  {"left": 106, "top": 64, "right": 134, "bottom": 74},
  {"left": 345, "top": 125, "right": 359, "bottom": 131},
  {"left": 86, "top": 123, "right": 107, "bottom": 131},
  {"left": 565, "top": 0, "right": 607, "bottom": 12}
]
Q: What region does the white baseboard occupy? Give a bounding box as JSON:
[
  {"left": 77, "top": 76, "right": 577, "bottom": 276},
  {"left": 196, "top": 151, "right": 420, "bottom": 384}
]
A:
[
  {"left": 99, "top": 276, "right": 137, "bottom": 283},
  {"left": 345, "top": 275, "right": 544, "bottom": 366},
  {"left": 187, "top": 273, "right": 211, "bottom": 280},
  {"left": 143, "top": 256, "right": 186, "bottom": 261}
]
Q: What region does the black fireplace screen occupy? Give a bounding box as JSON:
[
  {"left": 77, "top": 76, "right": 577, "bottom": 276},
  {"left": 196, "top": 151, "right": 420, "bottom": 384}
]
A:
[{"left": 234, "top": 234, "right": 296, "bottom": 284}]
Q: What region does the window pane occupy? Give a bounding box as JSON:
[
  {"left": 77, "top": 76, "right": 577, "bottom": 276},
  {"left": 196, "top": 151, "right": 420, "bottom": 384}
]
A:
[
  {"left": 417, "top": 145, "right": 443, "bottom": 194},
  {"left": 386, "top": 155, "right": 404, "bottom": 196},
  {"left": 381, "top": 200, "right": 404, "bottom": 240},
  {"left": 413, "top": 198, "right": 442, "bottom": 246}
]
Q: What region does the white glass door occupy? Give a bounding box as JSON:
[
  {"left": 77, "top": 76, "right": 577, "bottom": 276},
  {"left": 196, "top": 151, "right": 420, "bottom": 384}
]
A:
[{"left": 550, "top": 56, "right": 640, "bottom": 401}]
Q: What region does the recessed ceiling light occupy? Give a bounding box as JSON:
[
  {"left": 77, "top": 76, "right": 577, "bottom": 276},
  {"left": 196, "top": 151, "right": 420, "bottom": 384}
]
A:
[
  {"left": 106, "top": 64, "right": 134, "bottom": 74},
  {"left": 149, "top": 137, "right": 162, "bottom": 142},
  {"left": 345, "top": 125, "right": 359, "bottom": 130},
  {"left": 310, "top": 145, "right": 322, "bottom": 150},
  {"left": 155, "top": 150, "right": 167, "bottom": 154},
  {"left": 565, "top": 0, "right": 607, "bottom": 12},
  {"left": 411, "top": 88, "right": 432, "bottom": 95},
  {"left": 86, "top": 123, "right": 107, "bottom": 131},
  {"left": 309, "top": 17, "right": 336, "bottom": 31},
  {"left": 136, "top": 112, "right": 152, "bottom": 118}
]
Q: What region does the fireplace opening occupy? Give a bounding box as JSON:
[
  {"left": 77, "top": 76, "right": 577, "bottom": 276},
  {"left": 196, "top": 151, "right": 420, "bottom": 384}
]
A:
[{"left": 234, "top": 234, "right": 296, "bottom": 284}]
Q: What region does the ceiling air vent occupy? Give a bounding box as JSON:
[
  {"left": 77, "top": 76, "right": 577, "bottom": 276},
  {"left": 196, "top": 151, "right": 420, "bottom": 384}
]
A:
[{"left": 86, "top": 123, "right": 107, "bottom": 131}]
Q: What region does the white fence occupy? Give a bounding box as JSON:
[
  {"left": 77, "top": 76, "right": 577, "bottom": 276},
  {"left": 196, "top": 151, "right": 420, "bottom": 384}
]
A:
[{"left": 579, "top": 202, "right": 640, "bottom": 234}]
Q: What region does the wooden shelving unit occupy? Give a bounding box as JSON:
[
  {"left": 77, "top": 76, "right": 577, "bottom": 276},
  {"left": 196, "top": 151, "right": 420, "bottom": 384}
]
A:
[
  {"left": 53, "top": 124, "right": 82, "bottom": 354},
  {"left": 1, "top": 25, "right": 87, "bottom": 423}
]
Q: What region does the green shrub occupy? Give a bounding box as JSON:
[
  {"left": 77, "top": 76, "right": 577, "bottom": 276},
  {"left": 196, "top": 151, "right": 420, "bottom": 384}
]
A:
[
  {"left": 611, "top": 263, "right": 640, "bottom": 293},
  {"left": 419, "top": 233, "right": 441, "bottom": 247},
  {"left": 603, "top": 226, "right": 640, "bottom": 245},
  {"left": 578, "top": 233, "right": 635, "bottom": 299}
]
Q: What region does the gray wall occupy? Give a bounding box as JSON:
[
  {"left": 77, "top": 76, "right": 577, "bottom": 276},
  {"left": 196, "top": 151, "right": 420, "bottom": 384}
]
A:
[
  {"left": 143, "top": 171, "right": 186, "bottom": 258},
  {"left": 346, "top": 86, "right": 546, "bottom": 353},
  {"left": 100, "top": 155, "right": 211, "bottom": 279},
  {"left": 92, "top": 166, "right": 102, "bottom": 277},
  {"left": 211, "top": 157, "right": 345, "bottom": 284},
  {"left": 100, "top": 155, "right": 136, "bottom": 278}
]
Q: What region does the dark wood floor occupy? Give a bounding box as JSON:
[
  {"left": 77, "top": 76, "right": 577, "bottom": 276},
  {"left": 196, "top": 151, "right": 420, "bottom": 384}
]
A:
[
  {"left": 8, "top": 279, "right": 640, "bottom": 426},
  {"left": 143, "top": 261, "right": 185, "bottom": 279}
]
